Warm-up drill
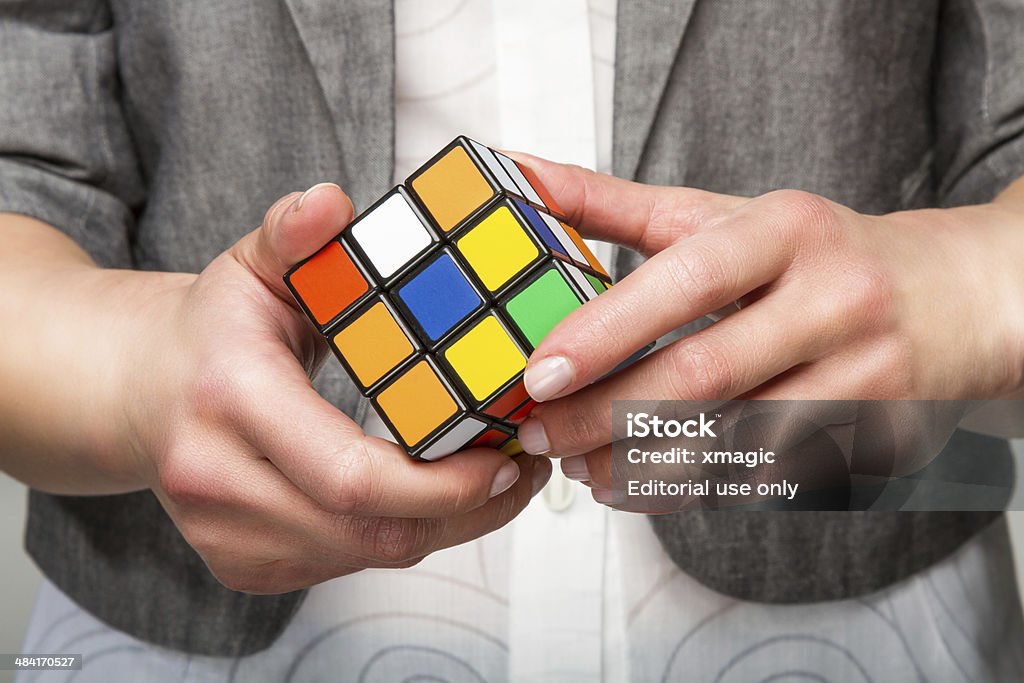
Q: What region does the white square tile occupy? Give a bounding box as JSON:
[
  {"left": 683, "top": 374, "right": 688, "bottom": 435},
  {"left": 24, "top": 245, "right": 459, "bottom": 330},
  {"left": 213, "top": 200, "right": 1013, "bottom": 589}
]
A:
[
  {"left": 468, "top": 138, "right": 521, "bottom": 196},
  {"left": 561, "top": 263, "right": 600, "bottom": 301},
  {"left": 350, "top": 192, "right": 434, "bottom": 279},
  {"left": 540, "top": 212, "right": 587, "bottom": 263},
  {"left": 419, "top": 417, "right": 488, "bottom": 461},
  {"left": 495, "top": 151, "right": 545, "bottom": 206}
]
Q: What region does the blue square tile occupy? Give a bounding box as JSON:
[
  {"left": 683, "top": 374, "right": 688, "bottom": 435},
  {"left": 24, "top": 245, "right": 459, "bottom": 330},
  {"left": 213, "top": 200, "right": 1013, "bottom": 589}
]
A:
[{"left": 395, "top": 251, "right": 482, "bottom": 342}]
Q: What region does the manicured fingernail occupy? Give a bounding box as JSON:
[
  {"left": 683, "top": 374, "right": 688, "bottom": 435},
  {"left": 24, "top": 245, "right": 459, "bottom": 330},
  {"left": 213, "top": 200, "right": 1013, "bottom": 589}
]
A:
[
  {"left": 517, "top": 418, "right": 550, "bottom": 455},
  {"left": 294, "top": 182, "right": 340, "bottom": 212},
  {"left": 489, "top": 461, "right": 521, "bottom": 498},
  {"left": 592, "top": 488, "right": 625, "bottom": 506},
  {"left": 560, "top": 455, "right": 590, "bottom": 481},
  {"left": 524, "top": 356, "right": 573, "bottom": 401},
  {"left": 531, "top": 457, "right": 553, "bottom": 496}
]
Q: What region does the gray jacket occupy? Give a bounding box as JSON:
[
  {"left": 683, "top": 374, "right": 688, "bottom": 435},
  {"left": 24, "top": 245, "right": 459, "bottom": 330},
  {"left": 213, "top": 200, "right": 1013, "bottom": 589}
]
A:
[{"left": 0, "top": 0, "right": 1022, "bottom": 657}]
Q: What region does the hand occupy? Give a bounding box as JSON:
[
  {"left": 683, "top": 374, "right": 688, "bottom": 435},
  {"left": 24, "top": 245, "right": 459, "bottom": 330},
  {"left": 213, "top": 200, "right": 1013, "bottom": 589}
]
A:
[
  {"left": 508, "top": 156, "right": 1024, "bottom": 499},
  {"left": 120, "top": 184, "right": 550, "bottom": 592}
]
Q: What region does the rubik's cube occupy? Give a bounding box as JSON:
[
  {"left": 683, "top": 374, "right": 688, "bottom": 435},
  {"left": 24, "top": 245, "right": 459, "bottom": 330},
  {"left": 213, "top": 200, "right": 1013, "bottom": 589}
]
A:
[{"left": 284, "top": 137, "right": 613, "bottom": 460}]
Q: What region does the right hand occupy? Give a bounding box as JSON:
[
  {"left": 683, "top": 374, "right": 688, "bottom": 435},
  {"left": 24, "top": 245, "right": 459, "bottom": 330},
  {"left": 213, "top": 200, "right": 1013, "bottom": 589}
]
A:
[{"left": 121, "top": 183, "right": 550, "bottom": 593}]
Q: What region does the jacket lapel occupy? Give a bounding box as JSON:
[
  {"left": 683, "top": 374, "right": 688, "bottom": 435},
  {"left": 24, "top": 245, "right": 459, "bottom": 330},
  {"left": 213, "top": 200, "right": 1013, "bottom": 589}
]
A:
[
  {"left": 614, "top": 0, "right": 698, "bottom": 181},
  {"left": 283, "top": 0, "right": 694, "bottom": 191},
  {"left": 282, "top": 0, "right": 395, "bottom": 206}
]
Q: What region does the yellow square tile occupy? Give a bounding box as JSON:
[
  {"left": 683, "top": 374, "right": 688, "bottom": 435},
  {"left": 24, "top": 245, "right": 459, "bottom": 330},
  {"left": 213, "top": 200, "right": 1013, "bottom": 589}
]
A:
[
  {"left": 443, "top": 315, "right": 526, "bottom": 402},
  {"left": 456, "top": 205, "right": 539, "bottom": 292}
]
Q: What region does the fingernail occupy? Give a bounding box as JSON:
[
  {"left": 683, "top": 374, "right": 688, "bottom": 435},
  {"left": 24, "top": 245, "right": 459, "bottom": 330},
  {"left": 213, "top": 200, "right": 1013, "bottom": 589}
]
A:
[
  {"left": 524, "top": 356, "right": 573, "bottom": 402},
  {"left": 531, "top": 457, "right": 553, "bottom": 496},
  {"left": 294, "top": 182, "right": 340, "bottom": 212},
  {"left": 489, "top": 461, "right": 521, "bottom": 498},
  {"left": 517, "top": 418, "right": 550, "bottom": 455},
  {"left": 560, "top": 455, "right": 590, "bottom": 481},
  {"left": 592, "top": 488, "right": 625, "bottom": 506}
]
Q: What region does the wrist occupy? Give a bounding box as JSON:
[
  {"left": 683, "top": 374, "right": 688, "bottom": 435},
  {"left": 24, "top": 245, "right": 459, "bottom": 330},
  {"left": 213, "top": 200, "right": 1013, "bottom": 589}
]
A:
[
  {"left": 101, "top": 268, "right": 197, "bottom": 488},
  {"left": 0, "top": 213, "right": 199, "bottom": 494},
  {"left": 35, "top": 265, "right": 194, "bottom": 492},
  {"left": 889, "top": 202, "right": 1024, "bottom": 397}
]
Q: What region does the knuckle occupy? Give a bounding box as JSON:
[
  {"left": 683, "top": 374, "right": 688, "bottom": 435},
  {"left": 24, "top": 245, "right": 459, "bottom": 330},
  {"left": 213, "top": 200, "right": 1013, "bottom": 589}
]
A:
[
  {"left": 639, "top": 195, "right": 691, "bottom": 254},
  {"left": 667, "top": 338, "right": 736, "bottom": 401},
  {"left": 177, "top": 516, "right": 226, "bottom": 559},
  {"left": 157, "top": 450, "right": 219, "bottom": 508},
  {"left": 839, "top": 264, "right": 894, "bottom": 329},
  {"left": 432, "top": 476, "right": 487, "bottom": 516},
  {"left": 189, "top": 355, "right": 258, "bottom": 424},
  {"left": 321, "top": 439, "right": 378, "bottom": 514},
  {"left": 666, "top": 244, "right": 731, "bottom": 311},
  {"left": 641, "top": 196, "right": 671, "bottom": 252},
  {"left": 537, "top": 404, "right": 605, "bottom": 456},
  {"left": 649, "top": 191, "right": 722, "bottom": 239},
  {"left": 364, "top": 518, "right": 429, "bottom": 564},
  {"left": 763, "top": 189, "right": 834, "bottom": 230},
  {"left": 564, "top": 303, "right": 644, "bottom": 375},
  {"left": 156, "top": 458, "right": 191, "bottom": 504}
]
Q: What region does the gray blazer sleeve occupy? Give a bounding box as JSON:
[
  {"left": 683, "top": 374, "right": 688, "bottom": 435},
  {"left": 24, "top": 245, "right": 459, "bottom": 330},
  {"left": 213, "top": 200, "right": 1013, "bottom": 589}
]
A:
[
  {"left": 934, "top": 0, "right": 1024, "bottom": 206},
  {"left": 0, "top": 1, "right": 144, "bottom": 268}
]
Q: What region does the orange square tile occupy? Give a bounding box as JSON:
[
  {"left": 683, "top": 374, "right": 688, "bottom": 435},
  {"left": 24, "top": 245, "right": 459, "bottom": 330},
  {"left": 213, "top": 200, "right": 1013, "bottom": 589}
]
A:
[
  {"left": 332, "top": 300, "right": 415, "bottom": 388},
  {"left": 411, "top": 145, "right": 495, "bottom": 233},
  {"left": 375, "top": 360, "right": 459, "bottom": 447}
]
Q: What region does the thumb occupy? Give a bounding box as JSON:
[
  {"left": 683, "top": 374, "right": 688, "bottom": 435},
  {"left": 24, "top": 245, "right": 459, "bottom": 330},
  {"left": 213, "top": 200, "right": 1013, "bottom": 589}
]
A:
[{"left": 233, "top": 182, "right": 355, "bottom": 300}]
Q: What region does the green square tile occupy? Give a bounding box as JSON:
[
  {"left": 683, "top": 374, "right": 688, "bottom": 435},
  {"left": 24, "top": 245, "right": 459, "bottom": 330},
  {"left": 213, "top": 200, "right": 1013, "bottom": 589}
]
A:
[{"left": 503, "top": 267, "right": 583, "bottom": 348}]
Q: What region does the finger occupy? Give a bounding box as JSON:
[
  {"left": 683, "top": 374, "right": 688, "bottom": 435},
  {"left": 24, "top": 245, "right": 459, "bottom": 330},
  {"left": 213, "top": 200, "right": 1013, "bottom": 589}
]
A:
[
  {"left": 261, "top": 453, "right": 550, "bottom": 571},
  {"left": 744, "top": 341, "right": 911, "bottom": 401},
  {"left": 561, "top": 448, "right": 611, "bottom": 489},
  {"left": 505, "top": 152, "right": 746, "bottom": 255},
  {"left": 232, "top": 183, "right": 355, "bottom": 300},
  {"left": 203, "top": 348, "right": 523, "bottom": 519},
  {"left": 319, "top": 454, "right": 549, "bottom": 568},
  {"left": 159, "top": 454, "right": 434, "bottom": 594},
  {"left": 560, "top": 453, "right": 593, "bottom": 482},
  {"left": 205, "top": 459, "right": 432, "bottom": 571},
  {"left": 421, "top": 453, "right": 551, "bottom": 551},
  {"left": 524, "top": 217, "right": 794, "bottom": 402},
  {"left": 520, "top": 288, "right": 847, "bottom": 456}
]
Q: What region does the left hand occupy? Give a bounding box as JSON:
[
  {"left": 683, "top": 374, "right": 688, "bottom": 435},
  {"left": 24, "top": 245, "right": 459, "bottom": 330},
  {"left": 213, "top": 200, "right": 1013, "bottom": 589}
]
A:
[{"left": 509, "top": 155, "right": 1024, "bottom": 497}]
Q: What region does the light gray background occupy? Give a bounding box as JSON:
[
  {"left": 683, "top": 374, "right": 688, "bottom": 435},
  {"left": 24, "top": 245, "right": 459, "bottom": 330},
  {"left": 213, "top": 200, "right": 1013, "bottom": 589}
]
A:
[{"left": 2, "top": 443, "right": 1023, "bottom": 683}]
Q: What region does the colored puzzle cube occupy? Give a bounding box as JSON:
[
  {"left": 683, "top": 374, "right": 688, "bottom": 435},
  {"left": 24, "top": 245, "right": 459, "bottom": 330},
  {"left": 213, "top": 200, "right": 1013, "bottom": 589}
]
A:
[{"left": 284, "top": 137, "right": 614, "bottom": 460}]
